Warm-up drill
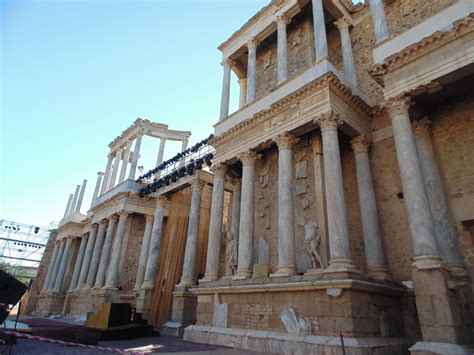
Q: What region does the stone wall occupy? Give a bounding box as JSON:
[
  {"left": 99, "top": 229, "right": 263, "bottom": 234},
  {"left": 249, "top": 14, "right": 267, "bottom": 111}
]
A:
[{"left": 119, "top": 214, "right": 145, "bottom": 291}]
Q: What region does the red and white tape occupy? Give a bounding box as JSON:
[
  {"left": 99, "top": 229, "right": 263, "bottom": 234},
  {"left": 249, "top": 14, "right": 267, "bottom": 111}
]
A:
[{"left": 1, "top": 330, "right": 142, "bottom": 354}]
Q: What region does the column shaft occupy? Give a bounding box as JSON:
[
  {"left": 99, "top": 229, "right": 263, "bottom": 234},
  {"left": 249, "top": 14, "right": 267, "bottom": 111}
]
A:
[
  {"left": 335, "top": 18, "right": 357, "bottom": 85},
  {"left": 128, "top": 135, "right": 143, "bottom": 179},
  {"left": 48, "top": 241, "right": 65, "bottom": 291},
  {"left": 220, "top": 59, "right": 232, "bottom": 120},
  {"left": 53, "top": 237, "right": 73, "bottom": 291},
  {"left": 95, "top": 215, "right": 118, "bottom": 288},
  {"left": 85, "top": 222, "right": 107, "bottom": 288},
  {"left": 63, "top": 194, "right": 73, "bottom": 218},
  {"left": 135, "top": 214, "right": 154, "bottom": 290},
  {"left": 75, "top": 179, "right": 87, "bottom": 213},
  {"left": 119, "top": 142, "right": 132, "bottom": 183},
  {"left": 156, "top": 138, "right": 166, "bottom": 166},
  {"left": 91, "top": 173, "right": 104, "bottom": 207},
  {"left": 246, "top": 39, "right": 257, "bottom": 104},
  {"left": 312, "top": 0, "right": 328, "bottom": 60},
  {"left": 42, "top": 242, "right": 59, "bottom": 291},
  {"left": 100, "top": 155, "right": 113, "bottom": 195},
  {"left": 277, "top": 16, "right": 289, "bottom": 84},
  {"left": 104, "top": 211, "right": 129, "bottom": 289},
  {"left": 77, "top": 225, "right": 97, "bottom": 288},
  {"left": 70, "top": 185, "right": 81, "bottom": 215},
  {"left": 69, "top": 237, "right": 87, "bottom": 290},
  {"left": 109, "top": 149, "right": 122, "bottom": 190},
  {"left": 368, "top": 0, "right": 389, "bottom": 43},
  {"left": 238, "top": 79, "right": 247, "bottom": 108},
  {"left": 230, "top": 182, "right": 241, "bottom": 245}
]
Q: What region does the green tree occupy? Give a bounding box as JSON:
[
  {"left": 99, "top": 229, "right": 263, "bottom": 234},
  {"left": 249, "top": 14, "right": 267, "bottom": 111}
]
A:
[{"left": 0, "top": 259, "right": 29, "bottom": 284}]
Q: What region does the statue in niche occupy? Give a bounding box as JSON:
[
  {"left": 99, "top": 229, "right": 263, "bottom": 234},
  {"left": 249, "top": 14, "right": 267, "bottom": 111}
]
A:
[
  {"left": 304, "top": 221, "right": 323, "bottom": 269},
  {"left": 224, "top": 229, "right": 237, "bottom": 276}
]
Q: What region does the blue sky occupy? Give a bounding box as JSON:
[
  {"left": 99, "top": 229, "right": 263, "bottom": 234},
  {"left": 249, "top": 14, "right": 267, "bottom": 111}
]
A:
[{"left": 1, "top": 0, "right": 268, "bottom": 227}]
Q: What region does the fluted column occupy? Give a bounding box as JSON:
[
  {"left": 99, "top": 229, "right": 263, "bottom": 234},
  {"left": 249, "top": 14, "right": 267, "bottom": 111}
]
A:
[
  {"left": 91, "top": 173, "right": 104, "bottom": 206},
  {"left": 119, "top": 142, "right": 132, "bottom": 183},
  {"left": 94, "top": 215, "right": 118, "bottom": 288},
  {"left": 312, "top": 0, "right": 328, "bottom": 61},
  {"left": 180, "top": 180, "right": 206, "bottom": 286},
  {"left": 203, "top": 163, "right": 227, "bottom": 282},
  {"left": 220, "top": 59, "right": 233, "bottom": 120},
  {"left": 334, "top": 17, "right": 357, "bottom": 85},
  {"left": 368, "top": 0, "right": 389, "bottom": 44},
  {"left": 238, "top": 78, "right": 247, "bottom": 108},
  {"left": 276, "top": 15, "right": 290, "bottom": 84},
  {"left": 48, "top": 240, "right": 65, "bottom": 291},
  {"left": 53, "top": 236, "right": 74, "bottom": 292},
  {"left": 351, "top": 135, "right": 389, "bottom": 279},
  {"left": 85, "top": 221, "right": 107, "bottom": 288},
  {"left": 75, "top": 179, "right": 87, "bottom": 213},
  {"left": 142, "top": 196, "right": 167, "bottom": 289},
  {"left": 104, "top": 211, "right": 129, "bottom": 289},
  {"left": 70, "top": 185, "right": 81, "bottom": 215},
  {"left": 412, "top": 118, "right": 464, "bottom": 274},
  {"left": 109, "top": 149, "right": 122, "bottom": 190},
  {"left": 77, "top": 225, "right": 97, "bottom": 289},
  {"left": 100, "top": 154, "right": 113, "bottom": 195},
  {"left": 234, "top": 151, "right": 258, "bottom": 280},
  {"left": 156, "top": 138, "right": 166, "bottom": 166},
  {"left": 128, "top": 134, "right": 143, "bottom": 179},
  {"left": 231, "top": 180, "right": 241, "bottom": 245},
  {"left": 69, "top": 236, "right": 87, "bottom": 290},
  {"left": 42, "top": 241, "right": 60, "bottom": 291},
  {"left": 63, "top": 194, "right": 73, "bottom": 218},
  {"left": 246, "top": 38, "right": 258, "bottom": 104},
  {"left": 315, "top": 112, "right": 357, "bottom": 272},
  {"left": 385, "top": 97, "right": 442, "bottom": 268},
  {"left": 134, "top": 214, "right": 154, "bottom": 290}
]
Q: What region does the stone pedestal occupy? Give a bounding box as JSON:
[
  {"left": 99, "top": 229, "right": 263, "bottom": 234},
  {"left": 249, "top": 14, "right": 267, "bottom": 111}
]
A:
[
  {"left": 162, "top": 285, "right": 198, "bottom": 337},
  {"left": 34, "top": 292, "right": 66, "bottom": 317},
  {"left": 136, "top": 288, "right": 156, "bottom": 321}
]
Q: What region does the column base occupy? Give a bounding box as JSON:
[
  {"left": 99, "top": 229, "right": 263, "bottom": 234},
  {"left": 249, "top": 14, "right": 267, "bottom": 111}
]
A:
[
  {"left": 141, "top": 280, "right": 155, "bottom": 290},
  {"left": 101, "top": 284, "right": 118, "bottom": 291},
  {"left": 270, "top": 265, "right": 296, "bottom": 278},
  {"left": 201, "top": 273, "right": 219, "bottom": 283},
  {"left": 232, "top": 269, "right": 252, "bottom": 280},
  {"left": 445, "top": 263, "right": 468, "bottom": 277},
  {"left": 91, "top": 284, "right": 103, "bottom": 290},
  {"left": 367, "top": 267, "right": 391, "bottom": 280},
  {"left": 412, "top": 255, "right": 443, "bottom": 270},
  {"left": 82, "top": 284, "right": 93, "bottom": 291},
  {"left": 322, "top": 259, "right": 360, "bottom": 278},
  {"left": 178, "top": 277, "right": 196, "bottom": 287}
]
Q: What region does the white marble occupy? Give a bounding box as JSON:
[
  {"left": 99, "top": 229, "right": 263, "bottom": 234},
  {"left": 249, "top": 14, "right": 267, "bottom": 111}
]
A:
[
  {"left": 77, "top": 225, "right": 97, "bottom": 289},
  {"left": 48, "top": 240, "right": 65, "bottom": 291},
  {"left": 63, "top": 194, "right": 73, "bottom": 218},
  {"left": 91, "top": 172, "right": 104, "bottom": 207},
  {"left": 119, "top": 141, "right": 132, "bottom": 183},
  {"left": 100, "top": 154, "right": 113, "bottom": 195},
  {"left": 134, "top": 214, "right": 154, "bottom": 290},
  {"left": 104, "top": 211, "right": 129, "bottom": 289},
  {"left": 85, "top": 221, "right": 107, "bottom": 288},
  {"left": 156, "top": 138, "right": 166, "bottom": 166},
  {"left": 109, "top": 149, "right": 122, "bottom": 190},
  {"left": 368, "top": 0, "right": 389, "bottom": 44},
  {"left": 70, "top": 185, "right": 80, "bottom": 215},
  {"left": 277, "top": 15, "right": 289, "bottom": 84},
  {"left": 94, "top": 215, "right": 118, "bottom": 288},
  {"left": 238, "top": 78, "right": 247, "bottom": 108},
  {"left": 69, "top": 236, "right": 87, "bottom": 290},
  {"left": 246, "top": 39, "right": 258, "bottom": 104},
  {"left": 75, "top": 179, "right": 87, "bottom": 213},
  {"left": 42, "top": 242, "right": 59, "bottom": 291},
  {"left": 334, "top": 17, "right": 357, "bottom": 85},
  {"left": 220, "top": 59, "right": 232, "bottom": 120},
  {"left": 128, "top": 134, "right": 143, "bottom": 180},
  {"left": 231, "top": 181, "right": 241, "bottom": 245},
  {"left": 311, "top": 0, "right": 328, "bottom": 61},
  {"left": 53, "top": 236, "right": 73, "bottom": 291}
]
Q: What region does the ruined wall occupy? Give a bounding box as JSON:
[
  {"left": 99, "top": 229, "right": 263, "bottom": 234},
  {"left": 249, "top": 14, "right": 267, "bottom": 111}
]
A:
[{"left": 120, "top": 214, "right": 145, "bottom": 291}]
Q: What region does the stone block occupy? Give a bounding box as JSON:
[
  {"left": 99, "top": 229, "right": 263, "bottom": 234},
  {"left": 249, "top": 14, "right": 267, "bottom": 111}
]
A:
[
  {"left": 198, "top": 295, "right": 212, "bottom": 303},
  {"left": 213, "top": 303, "right": 228, "bottom": 328},
  {"left": 295, "top": 160, "right": 307, "bottom": 179},
  {"left": 253, "top": 264, "right": 269, "bottom": 278}
]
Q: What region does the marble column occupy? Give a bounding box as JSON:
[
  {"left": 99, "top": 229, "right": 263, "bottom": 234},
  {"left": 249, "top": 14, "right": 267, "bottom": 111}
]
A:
[
  {"left": 334, "top": 17, "right": 357, "bottom": 85},
  {"left": 385, "top": 97, "right": 441, "bottom": 268},
  {"left": 234, "top": 151, "right": 258, "bottom": 280},
  {"left": 412, "top": 118, "right": 464, "bottom": 274},
  {"left": 77, "top": 225, "right": 98, "bottom": 289},
  {"left": 276, "top": 15, "right": 290, "bottom": 84},
  {"left": 134, "top": 214, "right": 154, "bottom": 290},
  {"left": 53, "top": 236, "right": 74, "bottom": 292},
  {"left": 272, "top": 133, "right": 299, "bottom": 277},
  {"left": 180, "top": 138, "right": 189, "bottom": 167},
  {"left": 48, "top": 240, "right": 65, "bottom": 291},
  {"left": 351, "top": 135, "right": 389, "bottom": 279},
  {"left": 220, "top": 59, "right": 233, "bottom": 120},
  {"left": 74, "top": 179, "right": 87, "bottom": 213},
  {"left": 129, "top": 134, "right": 143, "bottom": 179},
  {"left": 230, "top": 180, "right": 241, "bottom": 245},
  {"left": 368, "top": 0, "right": 389, "bottom": 44},
  {"left": 42, "top": 241, "right": 60, "bottom": 291},
  {"left": 246, "top": 38, "right": 258, "bottom": 104},
  {"left": 312, "top": 0, "right": 328, "bottom": 61},
  {"left": 85, "top": 221, "right": 107, "bottom": 288},
  {"left": 104, "top": 211, "right": 129, "bottom": 289},
  {"left": 142, "top": 196, "right": 167, "bottom": 289},
  {"left": 156, "top": 138, "right": 166, "bottom": 166},
  {"left": 69, "top": 236, "right": 87, "bottom": 290},
  {"left": 91, "top": 173, "right": 104, "bottom": 206},
  {"left": 180, "top": 180, "right": 205, "bottom": 286},
  {"left": 63, "top": 194, "right": 73, "bottom": 218},
  {"left": 109, "top": 149, "right": 122, "bottom": 190},
  {"left": 119, "top": 142, "right": 132, "bottom": 183},
  {"left": 100, "top": 154, "right": 113, "bottom": 195},
  {"left": 203, "top": 163, "right": 227, "bottom": 282},
  {"left": 94, "top": 215, "right": 119, "bottom": 288},
  {"left": 70, "top": 185, "right": 81, "bottom": 215},
  {"left": 238, "top": 78, "right": 247, "bottom": 108},
  {"left": 315, "top": 112, "right": 357, "bottom": 272}
]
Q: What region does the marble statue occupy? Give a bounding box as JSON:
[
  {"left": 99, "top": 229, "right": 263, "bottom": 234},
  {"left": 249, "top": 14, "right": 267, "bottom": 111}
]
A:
[{"left": 304, "top": 220, "right": 323, "bottom": 269}]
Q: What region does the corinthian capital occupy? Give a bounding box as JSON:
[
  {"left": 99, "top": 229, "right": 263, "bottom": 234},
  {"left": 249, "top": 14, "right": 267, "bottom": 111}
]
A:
[
  {"left": 276, "top": 14, "right": 291, "bottom": 26},
  {"left": 383, "top": 96, "right": 411, "bottom": 121},
  {"left": 191, "top": 179, "right": 206, "bottom": 193},
  {"left": 351, "top": 135, "right": 371, "bottom": 154},
  {"left": 247, "top": 37, "right": 259, "bottom": 49},
  {"left": 314, "top": 111, "right": 343, "bottom": 132},
  {"left": 156, "top": 195, "right": 169, "bottom": 207},
  {"left": 412, "top": 117, "right": 432, "bottom": 138},
  {"left": 211, "top": 162, "right": 227, "bottom": 178},
  {"left": 238, "top": 150, "right": 259, "bottom": 167},
  {"left": 334, "top": 17, "right": 350, "bottom": 30},
  {"left": 274, "top": 132, "right": 299, "bottom": 150}
]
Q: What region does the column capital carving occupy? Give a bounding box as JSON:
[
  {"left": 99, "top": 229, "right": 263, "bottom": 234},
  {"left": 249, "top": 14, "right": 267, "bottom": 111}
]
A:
[
  {"left": 311, "top": 134, "right": 323, "bottom": 154},
  {"left": 238, "top": 150, "right": 260, "bottom": 167},
  {"left": 107, "top": 153, "right": 114, "bottom": 160},
  {"left": 157, "top": 195, "right": 169, "bottom": 207},
  {"left": 109, "top": 214, "right": 119, "bottom": 223},
  {"left": 383, "top": 95, "right": 411, "bottom": 121},
  {"left": 274, "top": 132, "right": 299, "bottom": 150},
  {"left": 314, "top": 111, "right": 343, "bottom": 132},
  {"left": 97, "top": 171, "right": 104, "bottom": 177},
  {"left": 221, "top": 58, "right": 235, "bottom": 68},
  {"left": 99, "top": 220, "right": 108, "bottom": 227},
  {"left": 351, "top": 135, "right": 371, "bottom": 154},
  {"left": 231, "top": 178, "right": 241, "bottom": 191},
  {"left": 211, "top": 162, "right": 227, "bottom": 178},
  {"left": 276, "top": 14, "right": 291, "bottom": 26},
  {"left": 334, "top": 17, "right": 350, "bottom": 30},
  {"left": 412, "top": 117, "right": 432, "bottom": 138},
  {"left": 118, "top": 210, "right": 129, "bottom": 218},
  {"left": 247, "top": 37, "right": 259, "bottom": 49},
  {"left": 145, "top": 214, "right": 154, "bottom": 224},
  {"left": 237, "top": 78, "right": 247, "bottom": 85},
  {"left": 191, "top": 179, "right": 206, "bottom": 192}
]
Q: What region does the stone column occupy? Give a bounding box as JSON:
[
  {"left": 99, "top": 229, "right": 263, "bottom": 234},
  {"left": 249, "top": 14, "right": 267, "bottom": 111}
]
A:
[
  {"left": 85, "top": 221, "right": 107, "bottom": 288},
  {"left": 128, "top": 134, "right": 143, "bottom": 179},
  {"left": 246, "top": 38, "right": 258, "bottom": 104},
  {"left": 48, "top": 240, "right": 65, "bottom": 291},
  {"left": 63, "top": 194, "right": 73, "bottom": 218},
  {"left": 42, "top": 241, "right": 60, "bottom": 291},
  {"left": 134, "top": 214, "right": 154, "bottom": 290},
  {"left": 368, "top": 0, "right": 389, "bottom": 44},
  {"left": 142, "top": 196, "right": 167, "bottom": 289},
  {"left": 100, "top": 154, "right": 113, "bottom": 195},
  {"left": 230, "top": 180, "right": 241, "bottom": 245},
  {"left": 202, "top": 163, "right": 227, "bottom": 282},
  {"left": 276, "top": 15, "right": 290, "bottom": 84},
  {"left": 220, "top": 59, "right": 233, "bottom": 120},
  {"left": 94, "top": 215, "right": 119, "bottom": 288},
  {"left": 74, "top": 179, "right": 87, "bottom": 213},
  {"left": 69, "top": 236, "right": 87, "bottom": 290},
  {"left": 312, "top": 0, "right": 328, "bottom": 61},
  {"left": 412, "top": 118, "right": 464, "bottom": 274},
  {"left": 119, "top": 141, "right": 132, "bottom": 183},
  {"left": 334, "top": 17, "right": 357, "bottom": 85},
  {"left": 53, "top": 236, "right": 74, "bottom": 292},
  {"left": 109, "top": 149, "right": 122, "bottom": 190},
  {"left": 70, "top": 185, "right": 81, "bottom": 215},
  {"left": 104, "top": 211, "right": 129, "bottom": 289},
  {"left": 180, "top": 138, "right": 189, "bottom": 167},
  {"left": 179, "top": 180, "right": 205, "bottom": 286},
  {"left": 385, "top": 97, "right": 441, "bottom": 267},
  {"left": 91, "top": 172, "right": 104, "bottom": 206},
  {"left": 351, "top": 135, "right": 389, "bottom": 279},
  {"left": 238, "top": 78, "right": 247, "bottom": 108},
  {"left": 156, "top": 138, "right": 166, "bottom": 166},
  {"left": 77, "top": 225, "right": 97, "bottom": 289},
  {"left": 234, "top": 151, "right": 258, "bottom": 280},
  {"left": 315, "top": 112, "right": 357, "bottom": 273},
  {"left": 272, "top": 133, "right": 299, "bottom": 277}
]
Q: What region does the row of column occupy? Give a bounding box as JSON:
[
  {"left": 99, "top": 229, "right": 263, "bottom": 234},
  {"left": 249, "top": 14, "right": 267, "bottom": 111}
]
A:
[{"left": 63, "top": 180, "right": 88, "bottom": 218}]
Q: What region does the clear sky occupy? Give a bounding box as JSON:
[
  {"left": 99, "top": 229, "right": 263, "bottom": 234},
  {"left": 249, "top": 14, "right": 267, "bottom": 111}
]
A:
[{"left": 1, "top": 0, "right": 268, "bottom": 227}]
